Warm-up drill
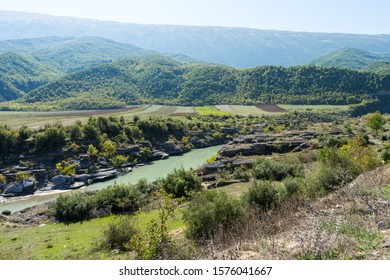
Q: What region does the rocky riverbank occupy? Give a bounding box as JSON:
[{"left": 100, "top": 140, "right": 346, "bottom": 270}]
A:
[
  {"left": 197, "top": 131, "right": 337, "bottom": 185},
  {"left": 0, "top": 136, "right": 226, "bottom": 200}
]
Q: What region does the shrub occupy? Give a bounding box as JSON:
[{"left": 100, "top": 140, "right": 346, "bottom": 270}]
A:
[
  {"left": 129, "top": 190, "right": 178, "bottom": 259},
  {"left": 87, "top": 144, "right": 99, "bottom": 162},
  {"left": 56, "top": 162, "right": 76, "bottom": 176},
  {"left": 283, "top": 176, "right": 304, "bottom": 197},
  {"left": 0, "top": 174, "right": 6, "bottom": 184},
  {"left": 382, "top": 143, "right": 390, "bottom": 163},
  {"left": 52, "top": 192, "right": 95, "bottom": 223},
  {"left": 183, "top": 190, "right": 244, "bottom": 240},
  {"left": 338, "top": 136, "right": 380, "bottom": 173},
  {"left": 252, "top": 158, "right": 303, "bottom": 181},
  {"left": 35, "top": 127, "right": 66, "bottom": 151},
  {"left": 245, "top": 181, "right": 278, "bottom": 211},
  {"left": 135, "top": 179, "right": 160, "bottom": 196},
  {"left": 232, "top": 166, "right": 250, "bottom": 182},
  {"left": 109, "top": 154, "right": 129, "bottom": 167},
  {"left": 367, "top": 111, "right": 386, "bottom": 135},
  {"left": 160, "top": 168, "right": 201, "bottom": 198},
  {"left": 99, "top": 216, "right": 138, "bottom": 251},
  {"left": 101, "top": 140, "right": 117, "bottom": 159},
  {"left": 95, "top": 184, "right": 143, "bottom": 214},
  {"left": 15, "top": 171, "right": 28, "bottom": 181}
]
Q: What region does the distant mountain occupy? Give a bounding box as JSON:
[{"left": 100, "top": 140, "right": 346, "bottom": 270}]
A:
[
  {"left": 1, "top": 11, "right": 390, "bottom": 67},
  {"left": 307, "top": 48, "right": 390, "bottom": 70},
  {"left": 0, "top": 36, "right": 207, "bottom": 72},
  {"left": 0, "top": 37, "right": 157, "bottom": 73},
  {"left": 0, "top": 52, "right": 60, "bottom": 101}
]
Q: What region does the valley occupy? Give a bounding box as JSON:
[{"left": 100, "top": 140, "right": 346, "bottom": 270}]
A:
[{"left": 0, "top": 9, "right": 389, "bottom": 262}]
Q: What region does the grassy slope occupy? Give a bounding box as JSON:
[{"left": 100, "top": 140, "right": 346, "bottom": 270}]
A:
[{"left": 0, "top": 209, "right": 184, "bottom": 260}]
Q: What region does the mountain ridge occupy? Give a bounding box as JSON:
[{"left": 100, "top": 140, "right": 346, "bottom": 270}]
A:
[
  {"left": 307, "top": 48, "right": 390, "bottom": 70},
  {"left": 2, "top": 10, "right": 390, "bottom": 67}
]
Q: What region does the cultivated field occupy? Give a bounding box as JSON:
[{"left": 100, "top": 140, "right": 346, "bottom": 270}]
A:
[{"left": 0, "top": 104, "right": 350, "bottom": 129}]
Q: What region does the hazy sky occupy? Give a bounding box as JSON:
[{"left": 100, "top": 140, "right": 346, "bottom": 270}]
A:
[{"left": 0, "top": 0, "right": 389, "bottom": 34}]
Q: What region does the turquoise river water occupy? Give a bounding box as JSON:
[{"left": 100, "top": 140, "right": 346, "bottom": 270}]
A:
[{"left": 0, "top": 145, "right": 222, "bottom": 213}]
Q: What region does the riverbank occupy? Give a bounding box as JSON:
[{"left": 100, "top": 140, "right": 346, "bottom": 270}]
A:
[{"left": 0, "top": 145, "right": 223, "bottom": 213}]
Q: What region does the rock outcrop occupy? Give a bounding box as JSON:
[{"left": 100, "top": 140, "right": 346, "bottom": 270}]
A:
[{"left": 2, "top": 177, "right": 36, "bottom": 197}]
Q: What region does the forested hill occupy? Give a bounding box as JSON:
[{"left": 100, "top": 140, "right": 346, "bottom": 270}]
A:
[
  {"left": 0, "top": 37, "right": 157, "bottom": 73},
  {"left": 18, "top": 56, "right": 386, "bottom": 108},
  {"left": 0, "top": 52, "right": 60, "bottom": 102},
  {"left": 307, "top": 48, "right": 390, "bottom": 71},
  {"left": 2, "top": 11, "right": 390, "bottom": 67},
  {"left": 0, "top": 37, "right": 209, "bottom": 102}
]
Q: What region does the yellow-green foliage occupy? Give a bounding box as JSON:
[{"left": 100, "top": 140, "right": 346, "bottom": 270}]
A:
[
  {"left": 207, "top": 154, "right": 217, "bottom": 163},
  {"left": 101, "top": 140, "right": 117, "bottom": 159},
  {"left": 0, "top": 174, "right": 6, "bottom": 184},
  {"left": 109, "top": 155, "right": 129, "bottom": 167},
  {"left": 87, "top": 144, "right": 99, "bottom": 161},
  {"left": 56, "top": 162, "right": 76, "bottom": 176},
  {"left": 339, "top": 136, "right": 381, "bottom": 173},
  {"left": 15, "top": 171, "right": 28, "bottom": 181},
  {"left": 366, "top": 111, "right": 386, "bottom": 135}
]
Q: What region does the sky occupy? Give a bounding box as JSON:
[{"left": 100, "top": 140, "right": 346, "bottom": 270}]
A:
[{"left": 0, "top": 0, "right": 389, "bottom": 34}]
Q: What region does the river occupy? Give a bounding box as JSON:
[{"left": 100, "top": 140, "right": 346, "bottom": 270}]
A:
[{"left": 0, "top": 145, "right": 222, "bottom": 213}]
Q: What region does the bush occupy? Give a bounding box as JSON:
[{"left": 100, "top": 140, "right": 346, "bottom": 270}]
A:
[
  {"left": 109, "top": 154, "right": 129, "bottom": 167},
  {"left": 183, "top": 190, "right": 244, "bottom": 240},
  {"left": 283, "top": 176, "right": 304, "bottom": 197},
  {"left": 129, "top": 190, "right": 178, "bottom": 259},
  {"left": 99, "top": 216, "right": 138, "bottom": 251},
  {"left": 160, "top": 168, "right": 201, "bottom": 198},
  {"left": 232, "top": 166, "right": 250, "bottom": 182},
  {"left": 95, "top": 184, "right": 143, "bottom": 214},
  {"left": 245, "top": 181, "right": 278, "bottom": 211},
  {"left": 252, "top": 158, "right": 303, "bottom": 181},
  {"left": 135, "top": 179, "right": 160, "bottom": 196},
  {"left": 15, "top": 171, "right": 28, "bottom": 181},
  {"left": 52, "top": 192, "right": 95, "bottom": 223},
  {"left": 338, "top": 136, "right": 380, "bottom": 173},
  {"left": 382, "top": 143, "right": 390, "bottom": 163},
  {"left": 0, "top": 174, "right": 5, "bottom": 184},
  {"left": 35, "top": 126, "right": 66, "bottom": 151},
  {"left": 56, "top": 162, "right": 76, "bottom": 176}
]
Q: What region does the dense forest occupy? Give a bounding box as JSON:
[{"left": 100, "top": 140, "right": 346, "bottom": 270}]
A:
[
  {"left": 307, "top": 48, "right": 390, "bottom": 70},
  {"left": 0, "top": 55, "right": 387, "bottom": 110}
]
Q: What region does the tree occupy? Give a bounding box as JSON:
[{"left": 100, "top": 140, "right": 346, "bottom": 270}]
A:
[
  {"left": 367, "top": 111, "right": 386, "bottom": 135},
  {"left": 87, "top": 144, "right": 99, "bottom": 162},
  {"left": 101, "top": 140, "right": 117, "bottom": 159}
]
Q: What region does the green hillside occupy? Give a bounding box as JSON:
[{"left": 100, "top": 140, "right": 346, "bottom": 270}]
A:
[
  {"left": 18, "top": 56, "right": 385, "bottom": 109},
  {"left": 0, "top": 52, "right": 60, "bottom": 101},
  {"left": 307, "top": 48, "right": 390, "bottom": 70},
  {"left": 365, "top": 61, "right": 390, "bottom": 76}
]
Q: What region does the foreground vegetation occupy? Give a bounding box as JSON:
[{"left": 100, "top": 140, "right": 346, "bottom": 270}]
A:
[{"left": 1, "top": 111, "right": 389, "bottom": 260}]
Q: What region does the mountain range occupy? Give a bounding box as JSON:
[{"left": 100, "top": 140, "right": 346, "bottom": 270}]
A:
[
  {"left": 2, "top": 10, "right": 390, "bottom": 67},
  {"left": 1, "top": 10, "right": 390, "bottom": 111}
]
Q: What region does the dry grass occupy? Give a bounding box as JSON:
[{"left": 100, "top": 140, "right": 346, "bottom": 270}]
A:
[{"left": 194, "top": 165, "right": 390, "bottom": 260}]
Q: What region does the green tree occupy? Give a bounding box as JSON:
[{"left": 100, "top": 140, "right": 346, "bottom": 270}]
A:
[
  {"left": 160, "top": 168, "right": 201, "bottom": 198},
  {"left": 101, "top": 140, "right": 117, "bottom": 159},
  {"left": 367, "top": 111, "right": 386, "bottom": 135}
]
